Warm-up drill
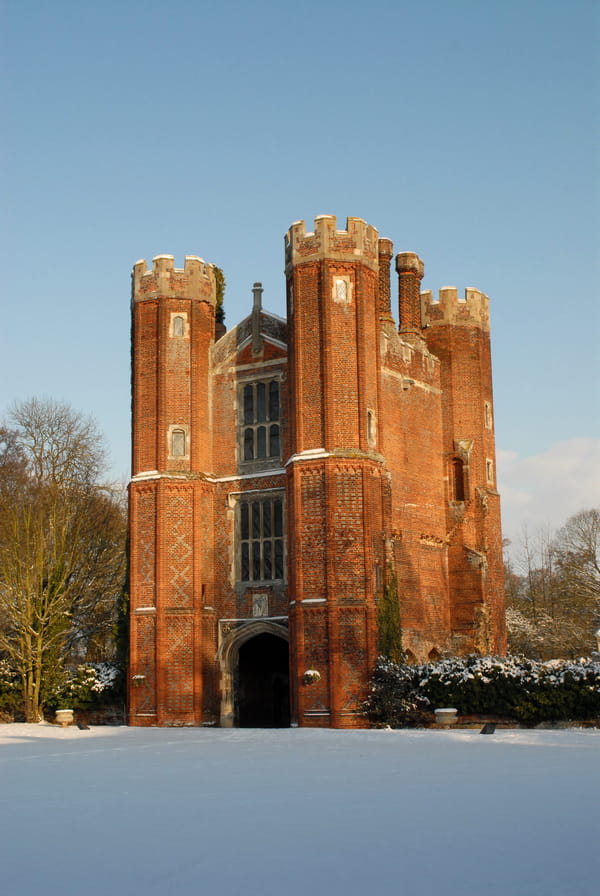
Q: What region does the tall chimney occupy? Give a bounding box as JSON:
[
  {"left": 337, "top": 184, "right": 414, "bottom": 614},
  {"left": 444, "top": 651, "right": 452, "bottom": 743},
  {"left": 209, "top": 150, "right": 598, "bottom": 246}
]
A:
[{"left": 396, "top": 252, "right": 424, "bottom": 336}]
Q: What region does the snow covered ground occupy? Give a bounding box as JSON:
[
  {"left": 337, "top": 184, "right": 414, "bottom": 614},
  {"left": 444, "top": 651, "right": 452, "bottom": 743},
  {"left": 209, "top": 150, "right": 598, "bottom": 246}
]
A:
[{"left": 1, "top": 724, "right": 598, "bottom": 896}]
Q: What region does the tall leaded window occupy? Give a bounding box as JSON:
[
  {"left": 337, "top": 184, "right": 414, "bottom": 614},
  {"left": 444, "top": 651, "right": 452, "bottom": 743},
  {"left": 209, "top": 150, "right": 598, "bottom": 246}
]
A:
[
  {"left": 241, "top": 379, "right": 280, "bottom": 462},
  {"left": 239, "top": 495, "right": 284, "bottom": 582}
]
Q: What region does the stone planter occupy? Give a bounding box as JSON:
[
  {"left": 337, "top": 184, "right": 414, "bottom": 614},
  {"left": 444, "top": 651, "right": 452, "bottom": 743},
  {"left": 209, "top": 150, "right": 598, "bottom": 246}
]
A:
[
  {"left": 55, "top": 709, "right": 74, "bottom": 727},
  {"left": 434, "top": 707, "right": 458, "bottom": 727}
]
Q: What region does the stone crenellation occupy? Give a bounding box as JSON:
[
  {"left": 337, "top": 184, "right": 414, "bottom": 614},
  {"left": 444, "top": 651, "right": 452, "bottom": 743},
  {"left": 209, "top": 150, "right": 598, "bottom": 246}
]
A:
[
  {"left": 285, "top": 215, "right": 380, "bottom": 272},
  {"left": 132, "top": 254, "right": 217, "bottom": 303},
  {"left": 421, "top": 286, "right": 490, "bottom": 331}
]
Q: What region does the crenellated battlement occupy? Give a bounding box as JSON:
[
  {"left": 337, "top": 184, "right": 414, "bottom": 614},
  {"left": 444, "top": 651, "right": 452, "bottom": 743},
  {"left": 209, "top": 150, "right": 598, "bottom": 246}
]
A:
[
  {"left": 285, "top": 215, "right": 380, "bottom": 272},
  {"left": 132, "top": 254, "right": 217, "bottom": 304},
  {"left": 421, "top": 286, "right": 490, "bottom": 331}
]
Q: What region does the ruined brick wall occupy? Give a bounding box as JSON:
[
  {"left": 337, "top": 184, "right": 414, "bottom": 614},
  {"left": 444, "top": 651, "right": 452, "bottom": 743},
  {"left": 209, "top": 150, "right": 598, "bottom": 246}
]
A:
[{"left": 423, "top": 288, "right": 506, "bottom": 653}]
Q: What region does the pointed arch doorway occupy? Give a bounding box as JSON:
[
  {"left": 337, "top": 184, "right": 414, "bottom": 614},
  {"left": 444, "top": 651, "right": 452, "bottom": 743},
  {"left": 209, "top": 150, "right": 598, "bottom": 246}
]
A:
[{"left": 218, "top": 620, "right": 290, "bottom": 728}]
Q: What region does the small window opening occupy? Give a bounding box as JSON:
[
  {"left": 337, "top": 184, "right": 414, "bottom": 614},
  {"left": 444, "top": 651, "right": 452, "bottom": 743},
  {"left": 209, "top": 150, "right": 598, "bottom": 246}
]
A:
[
  {"left": 172, "top": 315, "right": 185, "bottom": 337},
  {"left": 367, "top": 410, "right": 376, "bottom": 447},
  {"left": 484, "top": 401, "right": 492, "bottom": 429},
  {"left": 335, "top": 278, "right": 348, "bottom": 302},
  {"left": 452, "top": 458, "right": 465, "bottom": 501},
  {"left": 172, "top": 429, "right": 186, "bottom": 457},
  {"left": 374, "top": 562, "right": 382, "bottom": 592}
]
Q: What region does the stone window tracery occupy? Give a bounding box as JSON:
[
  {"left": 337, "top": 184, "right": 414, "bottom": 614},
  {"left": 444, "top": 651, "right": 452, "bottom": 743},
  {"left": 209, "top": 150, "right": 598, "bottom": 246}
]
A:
[
  {"left": 238, "top": 495, "right": 285, "bottom": 583},
  {"left": 240, "top": 379, "right": 281, "bottom": 462}
]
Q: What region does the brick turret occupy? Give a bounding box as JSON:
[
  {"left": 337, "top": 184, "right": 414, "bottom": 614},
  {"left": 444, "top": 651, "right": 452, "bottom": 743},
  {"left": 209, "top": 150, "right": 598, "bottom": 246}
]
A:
[
  {"left": 422, "top": 287, "right": 506, "bottom": 653},
  {"left": 284, "top": 215, "right": 386, "bottom": 727},
  {"left": 131, "top": 255, "right": 217, "bottom": 475},
  {"left": 129, "top": 254, "right": 217, "bottom": 726}
]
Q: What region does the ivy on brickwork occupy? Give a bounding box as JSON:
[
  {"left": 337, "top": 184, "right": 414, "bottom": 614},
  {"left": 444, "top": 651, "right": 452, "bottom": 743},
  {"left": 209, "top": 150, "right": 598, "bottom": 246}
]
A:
[
  {"left": 214, "top": 266, "right": 226, "bottom": 325},
  {"left": 377, "top": 564, "right": 405, "bottom": 665}
]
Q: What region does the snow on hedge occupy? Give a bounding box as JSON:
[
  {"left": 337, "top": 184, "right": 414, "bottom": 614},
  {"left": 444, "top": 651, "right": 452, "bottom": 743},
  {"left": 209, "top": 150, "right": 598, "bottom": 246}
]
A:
[{"left": 365, "top": 654, "right": 600, "bottom": 725}]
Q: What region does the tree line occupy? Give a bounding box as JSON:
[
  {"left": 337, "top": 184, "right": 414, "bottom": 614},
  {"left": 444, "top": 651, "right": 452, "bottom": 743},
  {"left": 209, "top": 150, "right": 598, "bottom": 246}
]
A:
[
  {"left": 0, "top": 398, "right": 127, "bottom": 721},
  {"left": 505, "top": 508, "right": 600, "bottom": 659}
]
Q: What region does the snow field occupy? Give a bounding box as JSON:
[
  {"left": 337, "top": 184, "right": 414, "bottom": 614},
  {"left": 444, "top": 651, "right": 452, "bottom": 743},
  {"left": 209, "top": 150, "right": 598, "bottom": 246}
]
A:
[{"left": 1, "top": 724, "right": 598, "bottom": 896}]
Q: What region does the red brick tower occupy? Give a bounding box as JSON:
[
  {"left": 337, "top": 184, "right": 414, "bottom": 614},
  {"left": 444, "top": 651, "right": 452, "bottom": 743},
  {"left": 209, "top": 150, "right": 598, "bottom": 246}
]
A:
[
  {"left": 422, "top": 287, "right": 506, "bottom": 653},
  {"left": 129, "top": 255, "right": 217, "bottom": 725},
  {"left": 284, "top": 216, "right": 386, "bottom": 727},
  {"left": 128, "top": 217, "right": 506, "bottom": 729}
]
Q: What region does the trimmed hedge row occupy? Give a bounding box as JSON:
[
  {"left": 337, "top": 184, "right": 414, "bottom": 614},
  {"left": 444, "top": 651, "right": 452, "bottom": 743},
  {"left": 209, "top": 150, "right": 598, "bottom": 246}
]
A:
[{"left": 364, "top": 655, "right": 600, "bottom": 726}]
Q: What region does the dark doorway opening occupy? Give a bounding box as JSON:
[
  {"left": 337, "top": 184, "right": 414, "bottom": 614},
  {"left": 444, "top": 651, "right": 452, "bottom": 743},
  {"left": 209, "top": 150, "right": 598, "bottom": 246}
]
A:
[{"left": 237, "top": 633, "right": 290, "bottom": 727}]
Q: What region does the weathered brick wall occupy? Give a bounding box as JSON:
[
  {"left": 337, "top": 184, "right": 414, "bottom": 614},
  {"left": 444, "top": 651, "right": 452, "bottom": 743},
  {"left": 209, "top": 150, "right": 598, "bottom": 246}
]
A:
[{"left": 423, "top": 288, "right": 506, "bottom": 654}]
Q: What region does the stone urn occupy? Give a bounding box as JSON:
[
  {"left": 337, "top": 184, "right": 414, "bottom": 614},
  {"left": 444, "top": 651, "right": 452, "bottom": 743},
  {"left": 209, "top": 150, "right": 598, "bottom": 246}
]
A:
[
  {"left": 434, "top": 707, "right": 458, "bottom": 727},
  {"left": 55, "top": 709, "right": 74, "bottom": 727}
]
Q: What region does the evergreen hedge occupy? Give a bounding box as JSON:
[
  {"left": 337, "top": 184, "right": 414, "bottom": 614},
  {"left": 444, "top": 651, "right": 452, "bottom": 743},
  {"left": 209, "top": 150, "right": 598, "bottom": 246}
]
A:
[{"left": 364, "top": 655, "right": 600, "bottom": 726}]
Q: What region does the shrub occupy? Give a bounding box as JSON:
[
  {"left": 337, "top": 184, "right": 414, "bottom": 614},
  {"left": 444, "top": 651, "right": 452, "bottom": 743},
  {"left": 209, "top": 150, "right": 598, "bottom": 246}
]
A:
[
  {"left": 363, "top": 657, "right": 430, "bottom": 727},
  {"left": 44, "top": 662, "right": 121, "bottom": 713},
  {"left": 365, "top": 655, "right": 600, "bottom": 726},
  {"left": 0, "top": 660, "right": 21, "bottom": 720}
]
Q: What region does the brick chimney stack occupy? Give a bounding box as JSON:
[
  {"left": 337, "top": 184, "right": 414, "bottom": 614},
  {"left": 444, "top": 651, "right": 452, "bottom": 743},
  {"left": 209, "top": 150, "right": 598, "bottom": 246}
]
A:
[
  {"left": 252, "top": 281, "right": 263, "bottom": 355},
  {"left": 377, "top": 238, "right": 394, "bottom": 321},
  {"left": 396, "top": 251, "right": 424, "bottom": 336}
]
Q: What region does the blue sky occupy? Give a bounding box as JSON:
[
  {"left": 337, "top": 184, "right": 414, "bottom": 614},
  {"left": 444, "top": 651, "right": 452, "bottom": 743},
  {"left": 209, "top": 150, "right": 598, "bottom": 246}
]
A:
[{"left": 2, "top": 0, "right": 598, "bottom": 544}]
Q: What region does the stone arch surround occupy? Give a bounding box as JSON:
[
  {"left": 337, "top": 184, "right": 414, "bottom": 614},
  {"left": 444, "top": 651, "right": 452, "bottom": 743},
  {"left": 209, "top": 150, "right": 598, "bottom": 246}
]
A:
[{"left": 217, "top": 619, "right": 289, "bottom": 727}]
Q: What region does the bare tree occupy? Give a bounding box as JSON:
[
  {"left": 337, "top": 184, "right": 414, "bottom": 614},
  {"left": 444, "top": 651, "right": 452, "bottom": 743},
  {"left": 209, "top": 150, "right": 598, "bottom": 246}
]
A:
[
  {"left": 0, "top": 399, "right": 127, "bottom": 721},
  {"left": 505, "top": 509, "right": 600, "bottom": 659},
  {"left": 553, "top": 509, "right": 600, "bottom": 618}
]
